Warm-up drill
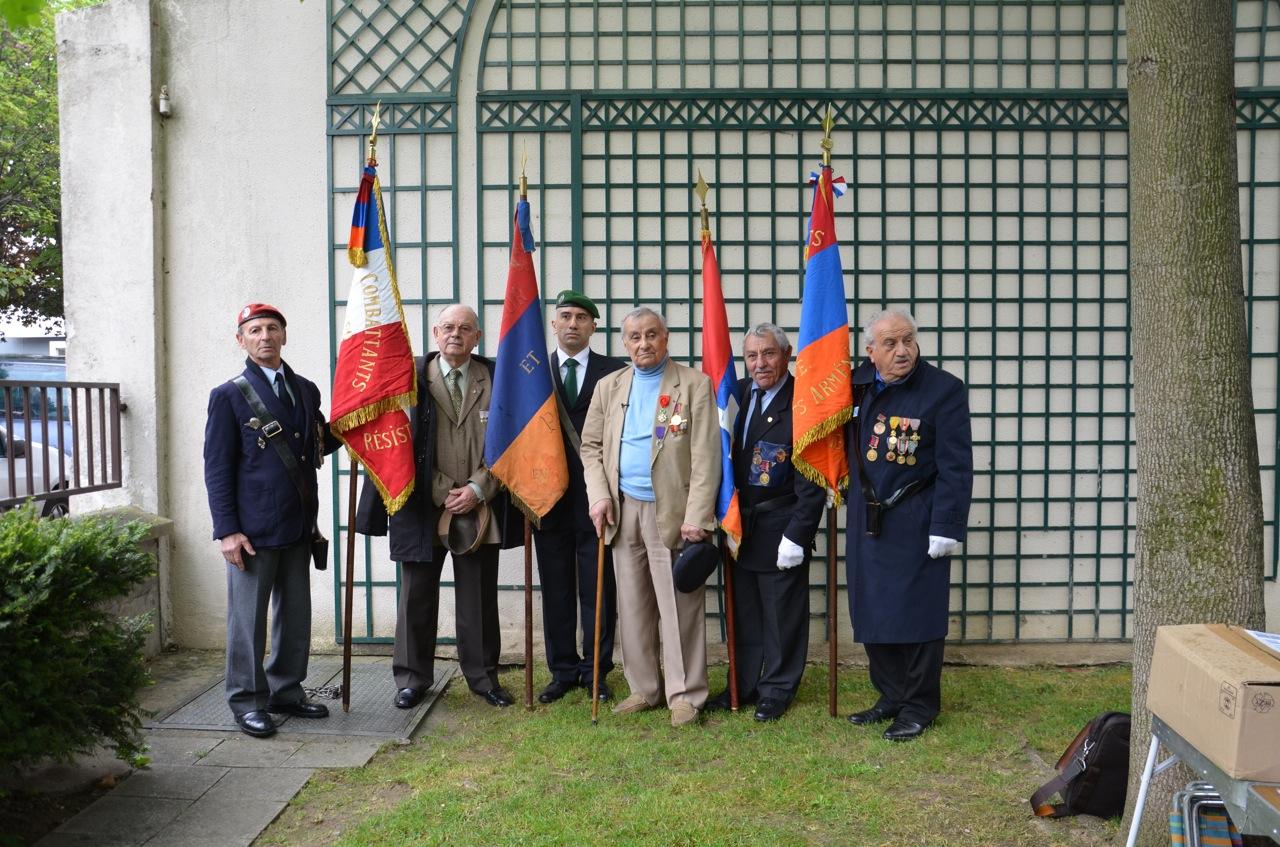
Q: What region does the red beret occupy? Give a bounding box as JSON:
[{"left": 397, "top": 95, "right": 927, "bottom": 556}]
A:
[{"left": 237, "top": 302, "right": 287, "bottom": 328}]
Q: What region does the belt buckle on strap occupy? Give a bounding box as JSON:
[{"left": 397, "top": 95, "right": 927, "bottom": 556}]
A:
[{"left": 262, "top": 420, "right": 283, "bottom": 438}]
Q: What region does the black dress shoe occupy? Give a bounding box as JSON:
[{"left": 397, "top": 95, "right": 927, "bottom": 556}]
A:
[
  {"left": 480, "top": 687, "right": 514, "bottom": 707},
  {"left": 267, "top": 699, "right": 329, "bottom": 719},
  {"left": 394, "top": 687, "right": 423, "bottom": 710},
  {"left": 753, "top": 698, "right": 788, "bottom": 722},
  {"left": 882, "top": 718, "right": 929, "bottom": 741},
  {"left": 704, "top": 690, "right": 755, "bottom": 713},
  {"left": 847, "top": 705, "right": 898, "bottom": 726},
  {"left": 581, "top": 679, "right": 613, "bottom": 702},
  {"left": 234, "top": 710, "right": 277, "bottom": 738},
  {"left": 538, "top": 680, "right": 574, "bottom": 704}
]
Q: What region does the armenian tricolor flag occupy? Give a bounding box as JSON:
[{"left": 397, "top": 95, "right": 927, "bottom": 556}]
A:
[
  {"left": 484, "top": 196, "right": 568, "bottom": 522},
  {"left": 792, "top": 163, "right": 852, "bottom": 501},
  {"left": 331, "top": 162, "right": 417, "bottom": 514},
  {"left": 699, "top": 226, "right": 743, "bottom": 554}
]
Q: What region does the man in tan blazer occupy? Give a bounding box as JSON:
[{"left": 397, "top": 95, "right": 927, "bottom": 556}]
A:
[
  {"left": 356, "top": 304, "right": 522, "bottom": 709},
  {"left": 581, "top": 307, "right": 720, "bottom": 727}
]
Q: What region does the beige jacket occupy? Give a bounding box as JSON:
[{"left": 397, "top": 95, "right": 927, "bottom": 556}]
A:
[
  {"left": 580, "top": 358, "right": 720, "bottom": 549},
  {"left": 427, "top": 357, "right": 502, "bottom": 546}
]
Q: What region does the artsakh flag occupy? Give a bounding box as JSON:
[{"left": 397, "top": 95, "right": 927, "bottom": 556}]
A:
[
  {"left": 331, "top": 163, "right": 417, "bottom": 515},
  {"left": 793, "top": 163, "right": 853, "bottom": 502},
  {"left": 698, "top": 228, "right": 743, "bottom": 555},
  {"left": 483, "top": 197, "right": 568, "bottom": 523}
]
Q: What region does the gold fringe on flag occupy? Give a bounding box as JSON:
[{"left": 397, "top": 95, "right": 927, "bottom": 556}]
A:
[
  {"left": 791, "top": 406, "right": 852, "bottom": 506},
  {"left": 340, "top": 439, "right": 416, "bottom": 516}
]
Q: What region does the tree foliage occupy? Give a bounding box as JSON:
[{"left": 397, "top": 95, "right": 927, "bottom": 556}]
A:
[
  {"left": 0, "top": 7, "right": 63, "bottom": 325},
  {"left": 0, "top": 0, "right": 44, "bottom": 31}
]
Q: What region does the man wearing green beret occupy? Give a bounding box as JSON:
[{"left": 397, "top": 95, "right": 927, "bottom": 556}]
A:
[{"left": 532, "top": 290, "right": 627, "bottom": 704}]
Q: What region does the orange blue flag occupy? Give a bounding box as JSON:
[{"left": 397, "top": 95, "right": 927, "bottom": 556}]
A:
[
  {"left": 484, "top": 197, "right": 568, "bottom": 523},
  {"left": 332, "top": 162, "right": 417, "bottom": 514},
  {"left": 699, "top": 229, "right": 743, "bottom": 554},
  {"left": 793, "top": 163, "right": 852, "bottom": 501}
]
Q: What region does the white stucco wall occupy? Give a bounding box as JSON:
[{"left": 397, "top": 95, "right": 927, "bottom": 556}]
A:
[{"left": 58, "top": 0, "right": 1280, "bottom": 658}]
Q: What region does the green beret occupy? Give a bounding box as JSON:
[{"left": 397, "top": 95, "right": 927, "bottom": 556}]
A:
[{"left": 554, "top": 289, "right": 599, "bottom": 319}]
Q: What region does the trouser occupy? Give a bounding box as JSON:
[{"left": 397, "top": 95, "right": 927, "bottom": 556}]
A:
[
  {"left": 612, "top": 495, "right": 708, "bottom": 710},
  {"left": 726, "top": 563, "right": 809, "bottom": 703},
  {"left": 225, "top": 540, "right": 312, "bottom": 716},
  {"left": 394, "top": 545, "right": 501, "bottom": 694},
  {"left": 533, "top": 523, "right": 617, "bottom": 685},
  {"left": 864, "top": 638, "right": 945, "bottom": 725}
]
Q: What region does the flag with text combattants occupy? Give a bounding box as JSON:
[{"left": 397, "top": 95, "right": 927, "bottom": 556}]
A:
[
  {"left": 331, "top": 163, "right": 417, "bottom": 515},
  {"left": 793, "top": 163, "right": 852, "bottom": 501},
  {"left": 483, "top": 196, "right": 568, "bottom": 523},
  {"left": 698, "top": 229, "right": 743, "bottom": 554}
]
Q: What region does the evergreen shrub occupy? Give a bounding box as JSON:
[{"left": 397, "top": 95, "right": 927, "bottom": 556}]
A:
[{"left": 0, "top": 506, "right": 154, "bottom": 768}]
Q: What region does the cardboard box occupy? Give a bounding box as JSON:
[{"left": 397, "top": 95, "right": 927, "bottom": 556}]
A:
[{"left": 1147, "top": 624, "right": 1280, "bottom": 782}]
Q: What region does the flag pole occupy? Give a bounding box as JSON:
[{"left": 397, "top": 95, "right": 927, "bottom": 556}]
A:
[
  {"left": 696, "top": 172, "right": 739, "bottom": 711},
  {"left": 820, "top": 105, "right": 841, "bottom": 719},
  {"left": 518, "top": 153, "right": 537, "bottom": 712},
  {"left": 341, "top": 105, "right": 383, "bottom": 714},
  {"left": 590, "top": 535, "right": 605, "bottom": 724},
  {"left": 342, "top": 462, "right": 358, "bottom": 712}
]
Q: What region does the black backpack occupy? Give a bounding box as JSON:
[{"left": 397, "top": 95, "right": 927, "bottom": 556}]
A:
[{"left": 1030, "top": 711, "right": 1131, "bottom": 819}]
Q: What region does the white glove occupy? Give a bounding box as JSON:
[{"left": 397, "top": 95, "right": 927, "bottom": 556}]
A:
[
  {"left": 928, "top": 535, "right": 961, "bottom": 560},
  {"left": 777, "top": 536, "right": 805, "bottom": 570}
]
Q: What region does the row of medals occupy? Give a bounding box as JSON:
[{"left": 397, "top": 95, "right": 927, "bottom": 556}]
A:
[{"left": 866, "top": 414, "right": 920, "bottom": 465}]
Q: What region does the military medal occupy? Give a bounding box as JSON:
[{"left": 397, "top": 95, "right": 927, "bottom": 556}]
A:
[
  {"left": 866, "top": 449, "right": 878, "bottom": 462},
  {"left": 659, "top": 394, "right": 671, "bottom": 408},
  {"left": 257, "top": 436, "right": 267, "bottom": 449},
  {"left": 655, "top": 425, "right": 666, "bottom": 439},
  {"left": 670, "top": 414, "right": 683, "bottom": 428},
  {"left": 752, "top": 449, "right": 762, "bottom": 466},
  {"left": 889, "top": 415, "right": 900, "bottom": 430},
  {"left": 759, "top": 472, "right": 770, "bottom": 484},
  {"left": 873, "top": 420, "right": 885, "bottom": 435},
  {"left": 775, "top": 449, "right": 786, "bottom": 462},
  {"left": 906, "top": 440, "right": 918, "bottom": 466},
  {"left": 897, "top": 454, "right": 906, "bottom": 464},
  {"left": 658, "top": 410, "right": 668, "bottom": 423}
]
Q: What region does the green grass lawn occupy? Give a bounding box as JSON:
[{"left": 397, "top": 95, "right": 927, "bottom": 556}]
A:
[{"left": 260, "top": 664, "right": 1129, "bottom": 847}]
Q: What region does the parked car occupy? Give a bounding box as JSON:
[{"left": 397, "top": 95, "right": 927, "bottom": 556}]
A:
[{"left": 0, "top": 424, "right": 69, "bottom": 517}]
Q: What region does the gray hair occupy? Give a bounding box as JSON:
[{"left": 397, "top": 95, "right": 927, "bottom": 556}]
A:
[
  {"left": 620, "top": 306, "right": 668, "bottom": 333},
  {"left": 744, "top": 322, "right": 790, "bottom": 351},
  {"left": 434, "top": 303, "right": 479, "bottom": 328},
  {"left": 862, "top": 308, "right": 918, "bottom": 347}
]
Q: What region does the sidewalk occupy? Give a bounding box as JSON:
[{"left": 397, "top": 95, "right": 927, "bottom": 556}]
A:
[{"left": 28, "top": 650, "right": 449, "bottom": 847}]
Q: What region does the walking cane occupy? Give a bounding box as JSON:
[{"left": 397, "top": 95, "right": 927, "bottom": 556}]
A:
[
  {"left": 826, "top": 505, "right": 838, "bottom": 717},
  {"left": 590, "top": 534, "right": 606, "bottom": 724},
  {"left": 721, "top": 538, "right": 739, "bottom": 710},
  {"left": 342, "top": 461, "right": 358, "bottom": 713},
  {"left": 524, "top": 518, "right": 534, "bottom": 710}
]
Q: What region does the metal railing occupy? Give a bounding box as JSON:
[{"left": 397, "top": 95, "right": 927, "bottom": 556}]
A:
[{"left": 0, "top": 381, "right": 123, "bottom": 514}]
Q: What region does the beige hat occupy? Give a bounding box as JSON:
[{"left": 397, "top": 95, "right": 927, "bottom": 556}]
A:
[{"left": 437, "top": 503, "right": 491, "bottom": 556}]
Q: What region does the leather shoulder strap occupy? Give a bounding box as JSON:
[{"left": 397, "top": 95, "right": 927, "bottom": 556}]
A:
[{"left": 232, "top": 376, "right": 314, "bottom": 513}]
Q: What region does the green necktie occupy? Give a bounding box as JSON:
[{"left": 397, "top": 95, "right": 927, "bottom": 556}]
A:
[
  {"left": 563, "top": 357, "right": 579, "bottom": 407},
  {"left": 446, "top": 369, "right": 463, "bottom": 417}
]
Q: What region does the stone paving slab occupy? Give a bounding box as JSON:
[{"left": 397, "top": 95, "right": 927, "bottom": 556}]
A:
[
  {"left": 141, "top": 794, "right": 292, "bottom": 847},
  {"left": 200, "top": 766, "right": 314, "bottom": 803},
  {"left": 141, "top": 732, "right": 226, "bottom": 766},
  {"left": 46, "top": 794, "right": 189, "bottom": 844},
  {"left": 197, "top": 737, "right": 303, "bottom": 768},
  {"left": 113, "top": 763, "right": 229, "bottom": 800},
  {"left": 282, "top": 737, "right": 384, "bottom": 769}
]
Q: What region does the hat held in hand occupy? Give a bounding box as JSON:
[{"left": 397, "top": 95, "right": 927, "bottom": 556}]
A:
[
  {"left": 671, "top": 540, "right": 718, "bottom": 593},
  {"left": 437, "top": 503, "right": 491, "bottom": 556}
]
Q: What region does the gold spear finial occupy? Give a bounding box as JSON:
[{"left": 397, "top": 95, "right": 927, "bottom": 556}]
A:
[
  {"left": 519, "top": 141, "right": 529, "bottom": 199},
  {"left": 367, "top": 101, "right": 382, "bottom": 164},
  {"left": 820, "top": 103, "right": 835, "bottom": 167},
  {"left": 694, "top": 170, "right": 710, "bottom": 235}
]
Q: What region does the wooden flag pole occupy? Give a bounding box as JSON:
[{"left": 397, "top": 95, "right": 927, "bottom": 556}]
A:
[
  {"left": 826, "top": 505, "right": 838, "bottom": 717},
  {"left": 342, "top": 462, "right": 358, "bottom": 712},
  {"left": 590, "top": 534, "right": 606, "bottom": 724},
  {"left": 524, "top": 518, "right": 534, "bottom": 710}
]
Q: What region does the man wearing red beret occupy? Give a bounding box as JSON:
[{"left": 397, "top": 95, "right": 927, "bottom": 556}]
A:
[{"left": 203, "top": 303, "right": 341, "bottom": 738}]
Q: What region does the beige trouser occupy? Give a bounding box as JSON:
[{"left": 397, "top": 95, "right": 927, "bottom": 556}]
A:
[{"left": 613, "top": 495, "right": 708, "bottom": 710}]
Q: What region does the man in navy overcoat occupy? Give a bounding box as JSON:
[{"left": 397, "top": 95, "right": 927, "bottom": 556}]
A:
[
  {"left": 844, "top": 308, "right": 973, "bottom": 741},
  {"left": 204, "top": 303, "right": 341, "bottom": 738}
]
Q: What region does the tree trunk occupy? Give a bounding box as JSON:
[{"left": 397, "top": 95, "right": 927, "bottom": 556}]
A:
[{"left": 1126, "top": 1, "right": 1268, "bottom": 844}]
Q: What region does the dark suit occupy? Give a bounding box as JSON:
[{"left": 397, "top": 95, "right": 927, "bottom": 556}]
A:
[
  {"left": 845, "top": 357, "right": 973, "bottom": 724},
  {"left": 532, "top": 349, "right": 627, "bottom": 687},
  {"left": 203, "top": 358, "right": 340, "bottom": 716},
  {"left": 725, "top": 373, "right": 825, "bottom": 704},
  {"left": 356, "top": 353, "right": 522, "bottom": 695}
]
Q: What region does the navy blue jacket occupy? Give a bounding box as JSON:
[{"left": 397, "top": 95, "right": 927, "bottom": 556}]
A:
[
  {"left": 844, "top": 357, "right": 973, "bottom": 643},
  {"left": 731, "top": 374, "right": 826, "bottom": 572},
  {"left": 204, "top": 358, "right": 340, "bottom": 548}
]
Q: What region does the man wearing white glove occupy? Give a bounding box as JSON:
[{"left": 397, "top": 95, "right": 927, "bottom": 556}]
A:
[
  {"left": 703, "top": 324, "right": 826, "bottom": 722},
  {"left": 845, "top": 309, "right": 973, "bottom": 742}
]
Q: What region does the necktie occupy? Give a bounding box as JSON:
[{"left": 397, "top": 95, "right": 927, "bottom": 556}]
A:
[
  {"left": 446, "top": 369, "right": 463, "bottom": 417},
  {"left": 274, "top": 372, "right": 294, "bottom": 410},
  {"left": 563, "top": 357, "right": 579, "bottom": 407},
  {"left": 745, "top": 387, "right": 763, "bottom": 440}
]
